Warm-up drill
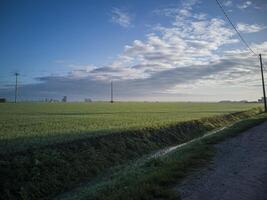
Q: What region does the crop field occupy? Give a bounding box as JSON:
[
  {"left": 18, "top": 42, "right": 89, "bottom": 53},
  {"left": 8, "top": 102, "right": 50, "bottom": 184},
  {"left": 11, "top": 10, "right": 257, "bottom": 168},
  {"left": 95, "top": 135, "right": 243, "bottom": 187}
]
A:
[
  {"left": 0, "top": 102, "right": 260, "bottom": 152},
  {"left": 0, "top": 102, "right": 263, "bottom": 200},
  {"left": 0, "top": 102, "right": 261, "bottom": 148}
]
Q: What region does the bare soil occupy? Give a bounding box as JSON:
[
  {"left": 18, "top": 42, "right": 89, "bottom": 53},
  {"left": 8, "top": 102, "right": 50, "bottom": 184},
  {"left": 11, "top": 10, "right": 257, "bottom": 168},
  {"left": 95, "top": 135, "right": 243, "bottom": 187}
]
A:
[{"left": 176, "top": 121, "right": 267, "bottom": 200}]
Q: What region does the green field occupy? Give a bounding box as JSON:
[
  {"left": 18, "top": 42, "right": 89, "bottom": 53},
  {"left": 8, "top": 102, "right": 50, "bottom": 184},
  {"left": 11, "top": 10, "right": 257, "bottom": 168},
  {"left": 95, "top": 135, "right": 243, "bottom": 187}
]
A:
[
  {"left": 0, "top": 102, "right": 263, "bottom": 200},
  {"left": 0, "top": 102, "right": 260, "bottom": 152}
]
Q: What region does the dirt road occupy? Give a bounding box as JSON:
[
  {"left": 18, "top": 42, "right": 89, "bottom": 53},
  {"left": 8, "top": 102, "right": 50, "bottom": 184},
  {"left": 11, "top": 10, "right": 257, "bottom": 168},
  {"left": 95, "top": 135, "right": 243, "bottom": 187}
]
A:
[{"left": 176, "top": 121, "right": 267, "bottom": 200}]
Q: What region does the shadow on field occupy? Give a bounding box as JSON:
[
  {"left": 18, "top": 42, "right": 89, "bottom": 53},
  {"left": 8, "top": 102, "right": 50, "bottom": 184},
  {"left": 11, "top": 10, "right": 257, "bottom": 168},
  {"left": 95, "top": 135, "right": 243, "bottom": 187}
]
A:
[{"left": 0, "top": 108, "right": 262, "bottom": 200}]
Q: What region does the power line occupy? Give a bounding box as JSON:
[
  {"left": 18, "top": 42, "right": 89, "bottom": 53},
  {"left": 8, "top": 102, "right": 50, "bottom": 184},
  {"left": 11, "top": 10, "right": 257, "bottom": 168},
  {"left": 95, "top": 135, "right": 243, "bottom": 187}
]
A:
[
  {"left": 14, "top": 72, "right": 19, "bottom": 103},
  {"left": 259, "top": 54, "right": 267, "bottom": 112},
  {"left": 215, "top": 0, "right": 257, "bottom": 56},
  {"left": 215, "top": 0, "right": 267, "bottom": 112},
  {"left": 110, "top": 81, "right": 114, "bottom": 103}
]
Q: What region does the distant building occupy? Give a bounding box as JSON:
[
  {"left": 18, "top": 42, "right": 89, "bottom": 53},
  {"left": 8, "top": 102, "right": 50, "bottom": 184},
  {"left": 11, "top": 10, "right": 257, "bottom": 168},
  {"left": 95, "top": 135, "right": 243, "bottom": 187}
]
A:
[
  {"left": 258, "top": 97, "right": 267, "bottom": 103},
  {"left": 47, "top": 98, "right": 59, "bottom": 103},
  {"left": 62, "top": 96, "right": 67, "bottom": 102},
  {"left": 0, "top": 98, "right": 6, "bottom": 103},
  {"left": 85, "top": 98, "right": 92, "bottom": 102},
  {"left": 219, "top": 100, "right": 232, "bottom": 103}
]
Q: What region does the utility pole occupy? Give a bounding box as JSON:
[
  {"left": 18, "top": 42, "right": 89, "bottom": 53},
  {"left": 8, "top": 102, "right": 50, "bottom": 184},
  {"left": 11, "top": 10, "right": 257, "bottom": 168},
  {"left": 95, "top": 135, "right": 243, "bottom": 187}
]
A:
[
  {"left": 259, "top": 54, "right": 267, "bottom": 112},
  {"left": 14, "top": 72, "right": 19, "bottom": 103},
  {"left": 110, "top": 81, "right": 114, "bottom": 103}
]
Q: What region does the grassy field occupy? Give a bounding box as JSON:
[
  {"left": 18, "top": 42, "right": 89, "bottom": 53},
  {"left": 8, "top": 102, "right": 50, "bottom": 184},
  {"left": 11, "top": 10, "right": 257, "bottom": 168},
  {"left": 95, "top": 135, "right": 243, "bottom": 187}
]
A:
[
  {"left": 0, "top": 102, "right": 260, "bottom": 152},
  {"left": 0, "top": 102, "right": 263, "bottom": 200}
]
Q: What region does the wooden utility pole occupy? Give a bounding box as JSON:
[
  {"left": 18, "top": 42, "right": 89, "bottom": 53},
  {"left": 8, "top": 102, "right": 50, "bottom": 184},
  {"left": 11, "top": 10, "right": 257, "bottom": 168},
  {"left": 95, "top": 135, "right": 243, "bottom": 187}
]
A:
[
  {"left": 110, "top": 81, "right": 114, "bottom": 103},
  {"left": 14, "top": 72, "right": 19, "bottom": 103},
  {"left": 259, "top": 54, "right": 267, "bottom": 112}
]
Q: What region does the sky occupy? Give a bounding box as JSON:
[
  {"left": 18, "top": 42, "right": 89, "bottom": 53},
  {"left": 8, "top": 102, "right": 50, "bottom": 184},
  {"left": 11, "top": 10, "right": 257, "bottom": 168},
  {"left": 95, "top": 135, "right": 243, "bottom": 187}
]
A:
[{"left": 0, "top": 0, "right": 267, "bottom": 102}]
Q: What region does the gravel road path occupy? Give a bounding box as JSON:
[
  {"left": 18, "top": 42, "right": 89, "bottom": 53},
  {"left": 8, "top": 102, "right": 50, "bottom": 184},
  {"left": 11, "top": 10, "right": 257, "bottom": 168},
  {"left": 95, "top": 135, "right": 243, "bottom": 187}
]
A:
[{"left": 176, "top": 121, "right": 267, "bottom": 200}]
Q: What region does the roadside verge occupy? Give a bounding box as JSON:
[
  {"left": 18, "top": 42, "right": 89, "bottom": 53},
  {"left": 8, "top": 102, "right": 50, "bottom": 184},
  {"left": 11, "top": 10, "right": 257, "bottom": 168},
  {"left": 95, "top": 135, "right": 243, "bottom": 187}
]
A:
[{"left": 56, "top": 110, "right": 267, "bottom": 200}]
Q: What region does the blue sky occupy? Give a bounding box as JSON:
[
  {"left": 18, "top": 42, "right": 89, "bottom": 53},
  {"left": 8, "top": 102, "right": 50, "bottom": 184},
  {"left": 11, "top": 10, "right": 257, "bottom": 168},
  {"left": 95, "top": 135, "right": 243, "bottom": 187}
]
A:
[{"left": 1, "top": 0, "right": 267, "bottom": 101}]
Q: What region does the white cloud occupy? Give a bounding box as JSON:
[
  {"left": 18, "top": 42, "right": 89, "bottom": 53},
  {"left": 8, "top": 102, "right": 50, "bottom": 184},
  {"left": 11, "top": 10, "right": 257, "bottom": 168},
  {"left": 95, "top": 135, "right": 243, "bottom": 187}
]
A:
[
  {"left": 67, "top": 0, "right": 264, "bottom": 86},
  {"left": 67, "top": 0, "right": 264, "bottom": 84},
  {"left": 90, "top": 11, "right": 238, "bottom": 80},
  {"left": 237, "top": 23, "right": 266, "bottom": 33},
  {"left": 223, "top": 0, "right": 232, "bottom": 7},
  {"left": 3, "top": 41, "right": 267, "bottom": 101},
  {"left": 153, "top": 7, "right": 180, "bottom": 17},
  {"left": 237, "top": 1, "right": 252, "bottom": 9},
  {"left": 153, "top": 0, "right": 199, "bottom": 17},
  {"left": 4, "top": 0, "right": 267, "bottom": 101},
  {"left": 163, "top": 42, "right": 267, "bottom": 100},
  {"left": 111, "top": 8, "right": 131, "bottom": 28}
]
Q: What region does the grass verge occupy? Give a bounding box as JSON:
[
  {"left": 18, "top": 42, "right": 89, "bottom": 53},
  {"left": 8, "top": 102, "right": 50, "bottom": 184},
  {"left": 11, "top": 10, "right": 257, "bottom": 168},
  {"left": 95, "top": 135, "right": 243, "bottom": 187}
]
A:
[
  {"left": 0, "top": 108, "right": 262, "bottom": 200},
  {"left": 57, "top": 112, "right": 267, "bottom": 200}
]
